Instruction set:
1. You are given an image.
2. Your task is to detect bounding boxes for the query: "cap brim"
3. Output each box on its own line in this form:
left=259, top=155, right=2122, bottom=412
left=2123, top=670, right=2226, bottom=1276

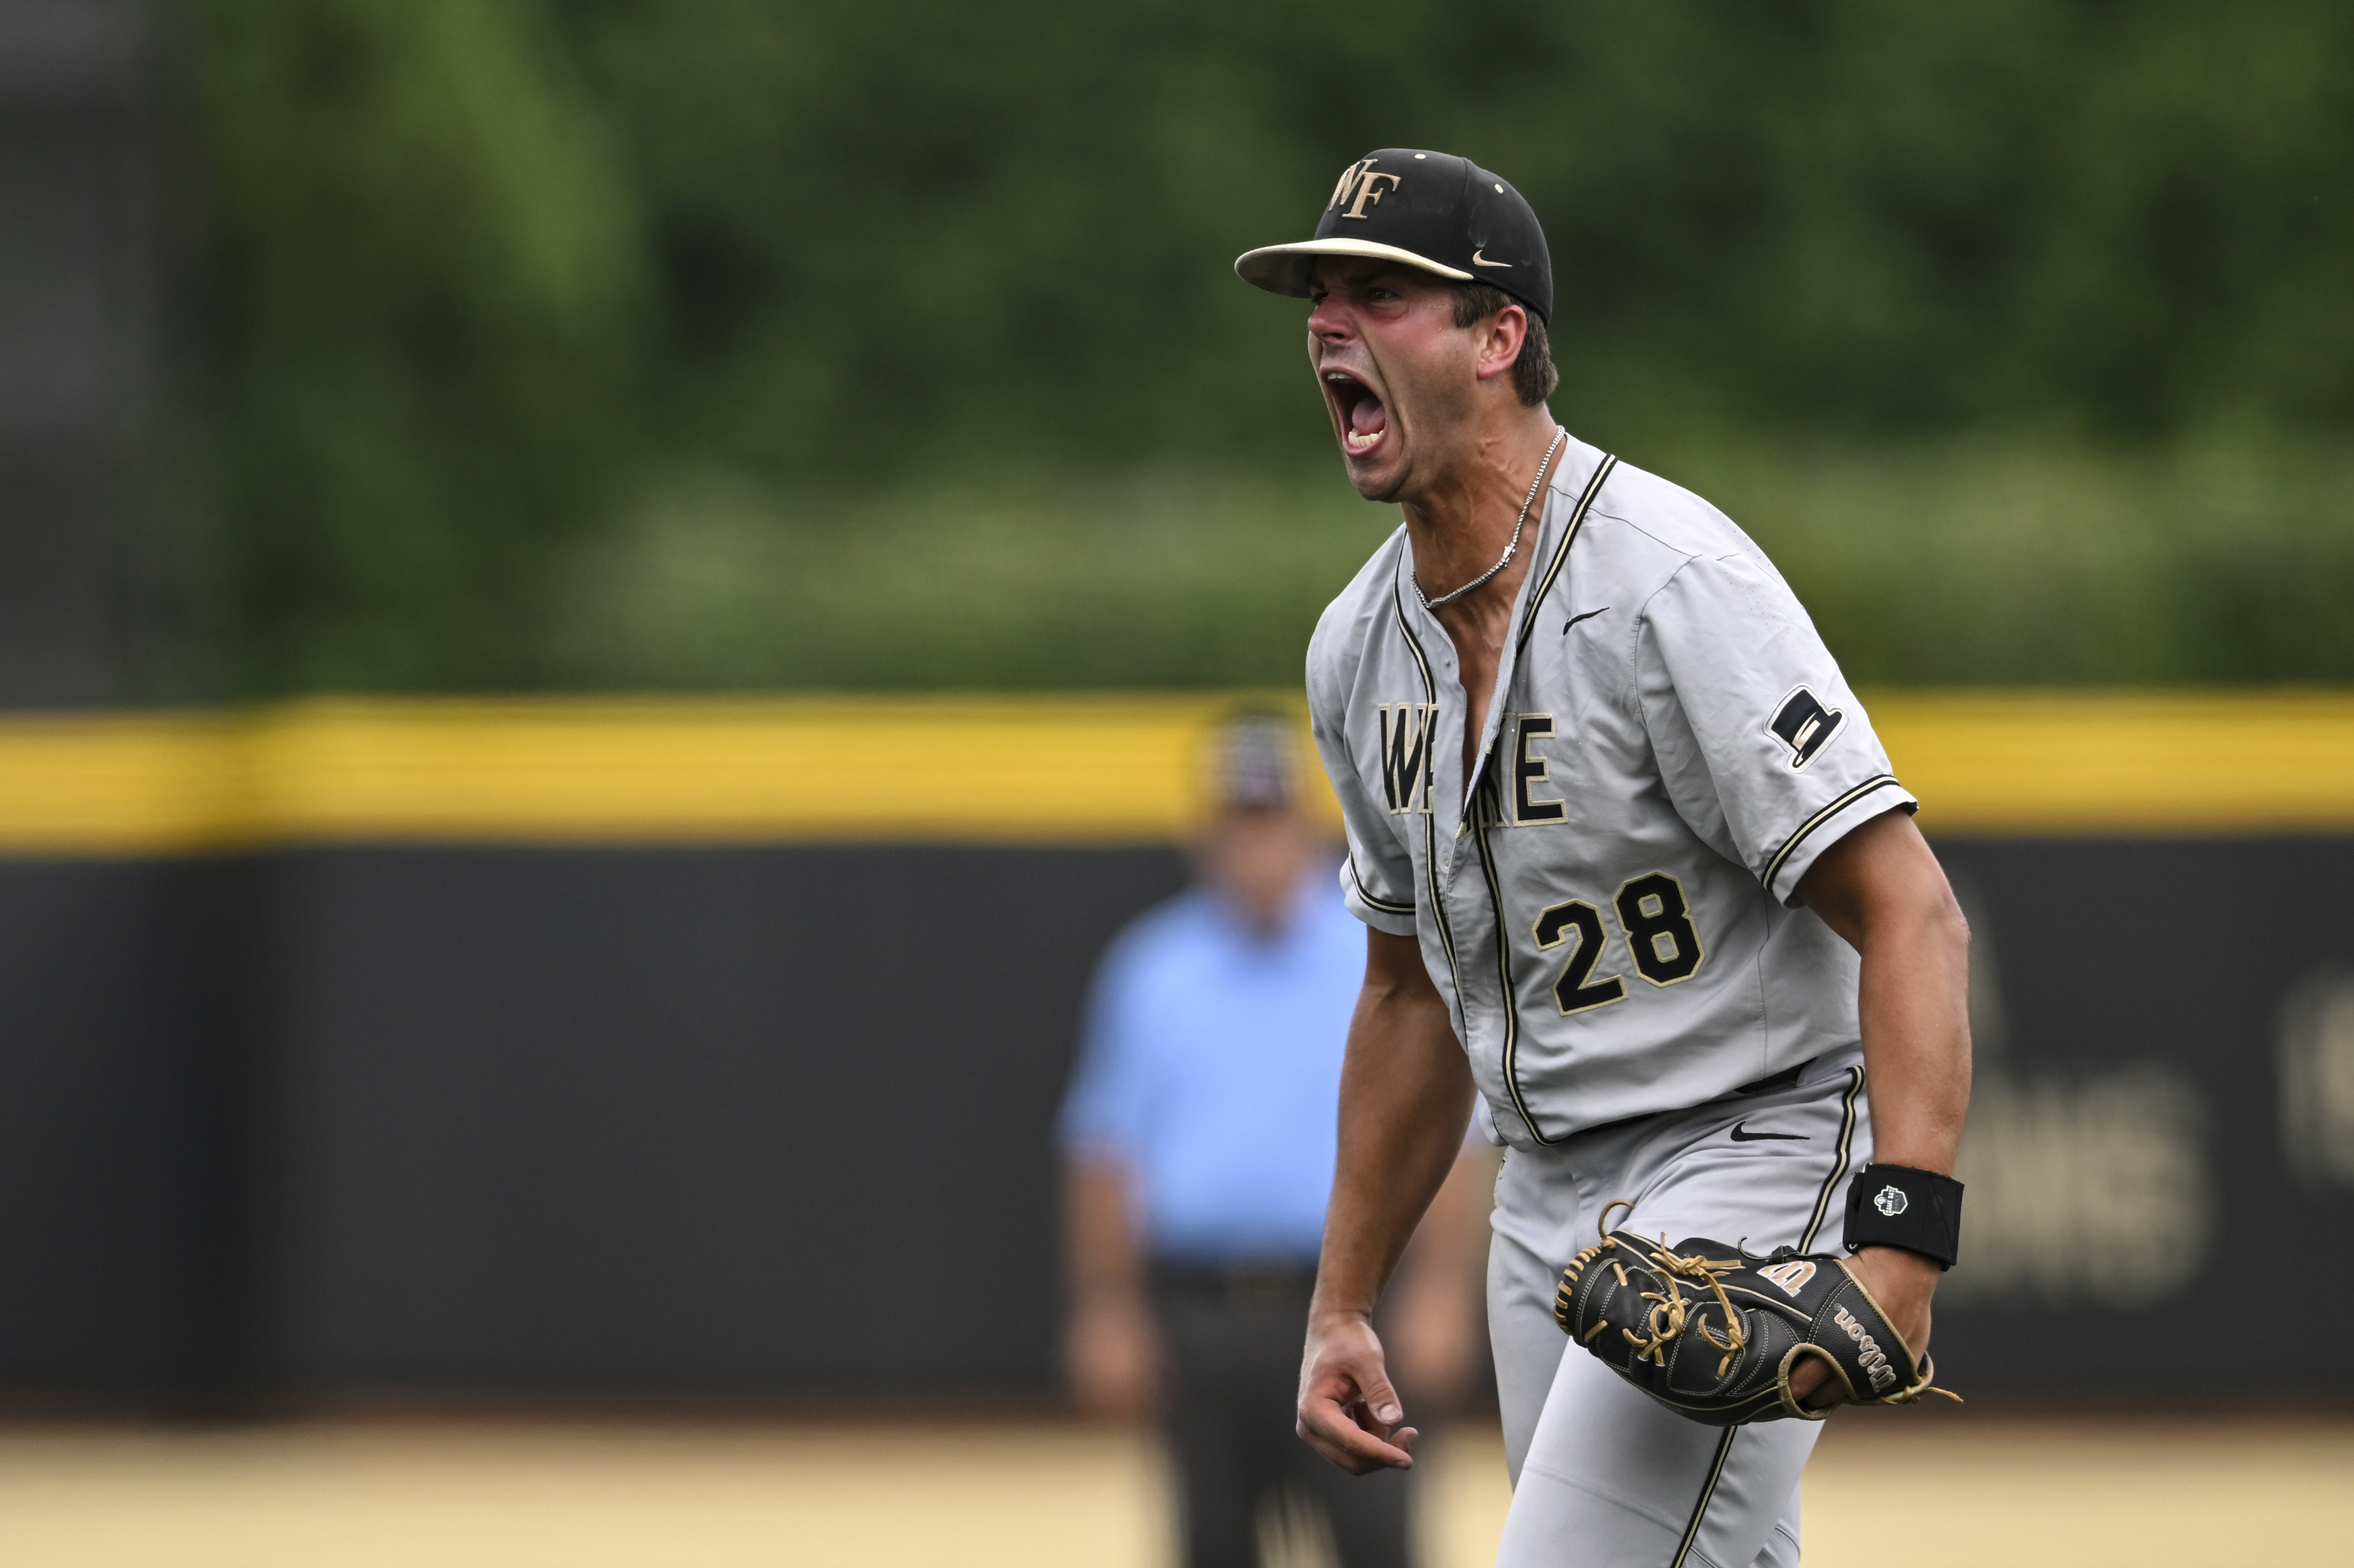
left=1233, top=239, right=1475, bottom=298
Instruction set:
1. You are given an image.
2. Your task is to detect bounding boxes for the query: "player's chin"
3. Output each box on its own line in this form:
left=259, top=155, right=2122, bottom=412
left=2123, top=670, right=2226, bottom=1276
left=1336, top=432, right=1406, bottom=500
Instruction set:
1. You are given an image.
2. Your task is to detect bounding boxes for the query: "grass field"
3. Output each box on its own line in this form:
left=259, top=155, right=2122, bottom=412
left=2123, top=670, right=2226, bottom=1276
left=0, top=1413, right=2345, bottom=1567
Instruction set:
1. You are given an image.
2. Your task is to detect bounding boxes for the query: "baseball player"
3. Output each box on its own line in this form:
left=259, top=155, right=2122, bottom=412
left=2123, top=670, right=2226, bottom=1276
left=1232, top=150, right=1973, bottom=1566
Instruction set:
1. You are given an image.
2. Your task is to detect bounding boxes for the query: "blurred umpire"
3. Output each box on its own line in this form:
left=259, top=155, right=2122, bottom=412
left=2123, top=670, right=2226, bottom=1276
left=1059, top=711, right=1489, bottom=1568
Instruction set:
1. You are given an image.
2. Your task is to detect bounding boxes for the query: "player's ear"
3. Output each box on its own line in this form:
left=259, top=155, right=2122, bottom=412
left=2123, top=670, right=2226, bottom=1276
left=1475, top=302, right=1527, bottom=386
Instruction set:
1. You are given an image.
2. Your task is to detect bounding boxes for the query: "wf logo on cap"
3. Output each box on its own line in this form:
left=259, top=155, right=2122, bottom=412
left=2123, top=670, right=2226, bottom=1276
left=1234, top=147, right=1556, bottom=324
left=1328, top=159, right=1403, bottom=220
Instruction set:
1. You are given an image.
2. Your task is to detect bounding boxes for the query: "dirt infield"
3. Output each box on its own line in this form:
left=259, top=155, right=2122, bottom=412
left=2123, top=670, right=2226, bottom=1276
left=0, top=1413, right=2341, bottom=1566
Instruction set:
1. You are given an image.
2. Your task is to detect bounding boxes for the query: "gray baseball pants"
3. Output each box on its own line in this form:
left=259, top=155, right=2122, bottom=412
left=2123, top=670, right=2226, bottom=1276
left=1487, top=1049, right=1872, bottom=1568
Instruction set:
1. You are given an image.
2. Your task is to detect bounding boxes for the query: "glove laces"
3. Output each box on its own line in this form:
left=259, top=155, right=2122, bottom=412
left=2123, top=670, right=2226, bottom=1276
left=1557, top=1202, right=1751, bottom=1377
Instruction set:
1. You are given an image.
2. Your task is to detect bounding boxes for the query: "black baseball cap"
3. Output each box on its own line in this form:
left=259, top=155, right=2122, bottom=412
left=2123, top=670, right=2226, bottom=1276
left=1235, top=149, right=1553, bottom=323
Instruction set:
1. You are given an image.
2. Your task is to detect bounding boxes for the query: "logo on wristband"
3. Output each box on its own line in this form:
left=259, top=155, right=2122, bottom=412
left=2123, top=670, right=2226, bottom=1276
left=1874, top=1185, right=1910, bottom=1217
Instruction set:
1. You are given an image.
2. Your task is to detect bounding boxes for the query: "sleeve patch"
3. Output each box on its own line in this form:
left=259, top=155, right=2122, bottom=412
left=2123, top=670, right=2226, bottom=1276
left=1768, top=686, right=1845, bottom=771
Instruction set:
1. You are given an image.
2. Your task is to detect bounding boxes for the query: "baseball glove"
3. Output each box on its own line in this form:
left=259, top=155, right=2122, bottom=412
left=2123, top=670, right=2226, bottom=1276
left=1552, top=1205, right=1956, bottom=1426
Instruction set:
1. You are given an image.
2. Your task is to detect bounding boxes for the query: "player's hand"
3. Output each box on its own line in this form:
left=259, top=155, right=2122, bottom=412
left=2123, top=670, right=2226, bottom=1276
left=1787, top=1246, right=1938, bottom=1410
left=1067, top=1290, right=1158, bottom=1421
left=1296, top=1309, right=1419, bottom=1473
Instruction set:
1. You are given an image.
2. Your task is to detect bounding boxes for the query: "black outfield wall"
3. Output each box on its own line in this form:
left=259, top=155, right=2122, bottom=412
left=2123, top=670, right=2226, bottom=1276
left=1, top=836, right=2350, bottom=1407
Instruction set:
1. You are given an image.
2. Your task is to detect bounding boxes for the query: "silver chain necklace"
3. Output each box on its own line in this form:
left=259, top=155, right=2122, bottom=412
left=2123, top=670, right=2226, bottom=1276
left=1413, top=426, right=1567, bottom=612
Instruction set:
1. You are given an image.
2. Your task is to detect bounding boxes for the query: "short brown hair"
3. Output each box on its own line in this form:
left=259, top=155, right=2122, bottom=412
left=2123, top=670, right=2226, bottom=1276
left=1452, top=282, right=1558, bottom=406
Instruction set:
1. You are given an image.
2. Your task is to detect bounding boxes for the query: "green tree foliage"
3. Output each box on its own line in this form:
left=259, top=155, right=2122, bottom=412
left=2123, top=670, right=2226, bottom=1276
left=194, top=0, right=644, bottom=690
left=187, top=0, right=2354, bottom=691
left=537, top=441, right=2354, bottom=692
left=565, top=0, right=2354, bottom=470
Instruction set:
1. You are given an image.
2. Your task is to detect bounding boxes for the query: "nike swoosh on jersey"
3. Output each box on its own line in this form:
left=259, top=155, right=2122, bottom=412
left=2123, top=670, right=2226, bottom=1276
left=1563, top=607, right=1609, bottom=634
left=1471, top=248, right=1510, bottom=267
left=1729, top=1121, right=1809, bottom=1142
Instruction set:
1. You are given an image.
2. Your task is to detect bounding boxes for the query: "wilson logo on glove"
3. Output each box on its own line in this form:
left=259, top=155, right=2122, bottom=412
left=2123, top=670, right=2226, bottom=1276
left=1832, top=1305, right=1899, bottom=1393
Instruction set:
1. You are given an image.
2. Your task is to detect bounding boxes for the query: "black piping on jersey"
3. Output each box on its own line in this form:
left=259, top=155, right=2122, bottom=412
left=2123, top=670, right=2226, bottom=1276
left=1799, top=1065, right=1867, bottom=1252
left=1382, top=455, right=1613, bottom=1148
left=1377, top=450, right=1613, bottom=1150
left=1470, top=767, right=1552, bottom=1145
left=1347, top=852, right=1415, bottom=918
left=1761, top=775, right=1907, bottom=900
left=1670, top=1427, right=1739, bottom=1568
left=1389, top=587, right=1465, bottom=1022
left=1513, top=452, right=1619, bottom=656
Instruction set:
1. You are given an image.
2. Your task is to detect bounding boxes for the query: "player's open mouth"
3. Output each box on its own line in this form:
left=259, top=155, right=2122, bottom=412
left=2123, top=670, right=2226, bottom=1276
left=1324, top=371, right=1388, bottom=457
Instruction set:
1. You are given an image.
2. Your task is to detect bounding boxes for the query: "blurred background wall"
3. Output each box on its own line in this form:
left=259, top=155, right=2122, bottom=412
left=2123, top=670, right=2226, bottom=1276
left=0, top=0, right=2350, bottom=1414
left=0, top=0, right=159, bottom=704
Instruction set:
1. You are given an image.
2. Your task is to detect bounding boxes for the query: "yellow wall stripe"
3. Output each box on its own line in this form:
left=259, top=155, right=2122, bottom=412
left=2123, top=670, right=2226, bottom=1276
left=0, top=691, right=2346, bottom=855
left=1874, top=691, right=2354, bottom=835
left=0, top=697, right=1274, bottom=854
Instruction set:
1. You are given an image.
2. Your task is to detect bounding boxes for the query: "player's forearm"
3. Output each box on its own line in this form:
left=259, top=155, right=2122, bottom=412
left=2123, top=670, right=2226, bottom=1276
left=1313, top=933, right=1475, bottom=1324
left=1853, top=888, right=1972, bottom=1173
left=1796, top=810, right=1973, bottom=1174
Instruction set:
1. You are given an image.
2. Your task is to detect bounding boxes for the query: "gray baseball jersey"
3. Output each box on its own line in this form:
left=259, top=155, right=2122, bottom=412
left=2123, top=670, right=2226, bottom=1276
left=1305, top=435, right=1915, bottom=1146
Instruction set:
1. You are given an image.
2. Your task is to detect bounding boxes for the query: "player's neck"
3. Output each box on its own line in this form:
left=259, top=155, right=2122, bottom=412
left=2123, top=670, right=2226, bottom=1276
left=1396, top=408, right=1561, bottom=616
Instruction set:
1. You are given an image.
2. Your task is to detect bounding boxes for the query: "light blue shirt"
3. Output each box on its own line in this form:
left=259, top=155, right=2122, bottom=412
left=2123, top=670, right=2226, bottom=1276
left=1058, top=871, right=1365, bottom=1264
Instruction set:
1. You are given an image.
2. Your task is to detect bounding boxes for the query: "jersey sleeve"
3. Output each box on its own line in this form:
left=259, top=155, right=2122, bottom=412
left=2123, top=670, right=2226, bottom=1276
left=1307, top=637, right=1419, bottom=938
left=1634, top=550, right=1915, bottom=906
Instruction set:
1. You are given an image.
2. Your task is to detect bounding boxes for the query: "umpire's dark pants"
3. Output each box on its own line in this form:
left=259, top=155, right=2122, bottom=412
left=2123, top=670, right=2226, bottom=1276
left=1153, top=1260, right=1412, bottom=1568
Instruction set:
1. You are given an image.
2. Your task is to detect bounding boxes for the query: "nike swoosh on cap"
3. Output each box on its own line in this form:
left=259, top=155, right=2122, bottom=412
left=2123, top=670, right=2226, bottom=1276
left=1729, top=1121, right=1809, bottom=1142
left=1471, top=248, right=1510, bottom=267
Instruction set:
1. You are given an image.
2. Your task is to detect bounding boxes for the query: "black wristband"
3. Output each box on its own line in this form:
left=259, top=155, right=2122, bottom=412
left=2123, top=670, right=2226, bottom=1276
left=1842, top=1163, right=1964, bottom=1269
